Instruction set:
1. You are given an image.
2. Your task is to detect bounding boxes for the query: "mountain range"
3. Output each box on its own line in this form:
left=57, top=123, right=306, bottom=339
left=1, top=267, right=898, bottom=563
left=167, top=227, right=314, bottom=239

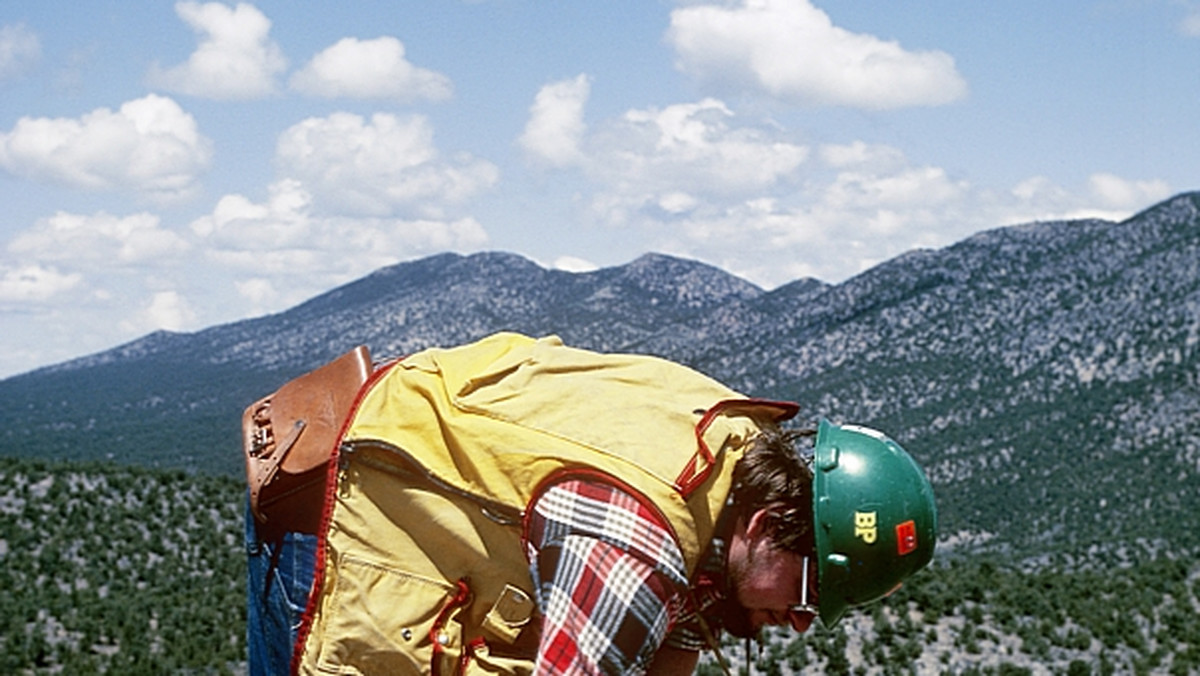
left=3, top=192, right=1199, bottom=564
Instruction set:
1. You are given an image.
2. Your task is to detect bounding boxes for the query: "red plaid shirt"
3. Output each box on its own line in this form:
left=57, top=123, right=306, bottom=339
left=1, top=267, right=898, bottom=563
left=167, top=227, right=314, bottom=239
left=525, top=479, right=717, bottom=674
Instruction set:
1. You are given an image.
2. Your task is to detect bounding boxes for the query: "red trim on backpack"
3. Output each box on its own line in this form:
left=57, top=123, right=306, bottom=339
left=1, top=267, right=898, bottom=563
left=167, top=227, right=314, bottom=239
left=288, top=357, right=401, bottom=675
left=430, top=578, right=473, bottom=676
left=673, top=399, right=799, bottom=497
left=461, top=636, right=487, bottom=674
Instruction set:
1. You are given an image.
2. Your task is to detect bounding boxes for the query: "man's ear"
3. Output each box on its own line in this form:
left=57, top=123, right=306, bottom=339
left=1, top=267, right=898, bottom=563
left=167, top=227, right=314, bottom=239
left=744, top=507, right=773, bottom=542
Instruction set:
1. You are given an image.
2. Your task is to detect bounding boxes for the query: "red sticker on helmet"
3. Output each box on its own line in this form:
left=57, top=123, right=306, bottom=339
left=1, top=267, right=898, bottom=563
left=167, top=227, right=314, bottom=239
left=896, top=520, right=917, bottom=556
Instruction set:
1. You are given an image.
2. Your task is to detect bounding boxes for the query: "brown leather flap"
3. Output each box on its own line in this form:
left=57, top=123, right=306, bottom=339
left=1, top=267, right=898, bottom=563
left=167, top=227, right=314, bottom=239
left=243, top=346, right=372, bottom=523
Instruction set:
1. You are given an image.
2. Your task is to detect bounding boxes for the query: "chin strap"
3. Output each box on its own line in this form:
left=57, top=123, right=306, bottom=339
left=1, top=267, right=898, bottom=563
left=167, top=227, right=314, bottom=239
left=744, top=635, right=763, bottom=676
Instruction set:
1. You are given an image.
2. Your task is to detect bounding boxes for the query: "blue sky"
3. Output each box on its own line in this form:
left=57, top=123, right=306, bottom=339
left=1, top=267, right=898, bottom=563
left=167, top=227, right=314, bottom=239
left=1, top=0, right=1197, bottom=378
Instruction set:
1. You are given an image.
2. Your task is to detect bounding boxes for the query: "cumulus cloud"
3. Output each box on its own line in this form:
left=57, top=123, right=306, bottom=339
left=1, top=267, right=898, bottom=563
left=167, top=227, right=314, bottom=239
left=647, top=143, right=975, bottom=283
left=603, top=98, right=809, bottom=192
left=581, top=98, right=808, bottom=223
left=1087, top=173, right=1171, bottom=210
left=0, top=176, right=491, bottom=372
left=667, top=0, right=967, bottom=109
left=0, top=264, right=82, bottom=303
left=290, top=36, right=452, bottom=101
left=189, top=178, right=312, bottom=249
left=0, top=23, right=40, bottom=80
left=0, top=210, right=195, bottom=369
left=0, top=208, right=204, bottom=361
left=8, top=211, right=191, bottom=266
left=819, top=141, right=907, bottom=171
left=147, top=1, right=286, bottom=99
left=235, top=277, right=276, bottom=309
left=274, top=112, right=499, bottom=218
left=192, top=179, right=489, bottom=258
left=0, top=94, right=212, bottom=200
left=513, top=79, right=1172, bottom=288
left=191, top=178, right=489, bottom=308
left=571, top=124, right=1169, bottom=286
left=137, top=290, right=197, bottom=332
left=1005, top=173, right=1173, bottom=223
left=519, top=74, right=591, bottom=166
left=823, top=166, right=967, bottom=216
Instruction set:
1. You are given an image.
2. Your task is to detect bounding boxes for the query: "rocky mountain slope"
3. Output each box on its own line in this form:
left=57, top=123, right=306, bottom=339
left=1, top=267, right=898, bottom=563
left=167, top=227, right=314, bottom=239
left=2, top=193, right=1198, bottom=564
left=648, top=193, right=1200, bottom=560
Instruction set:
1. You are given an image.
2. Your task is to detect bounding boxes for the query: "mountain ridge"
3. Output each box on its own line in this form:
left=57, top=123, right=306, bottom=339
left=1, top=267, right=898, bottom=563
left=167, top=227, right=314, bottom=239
left=2, top=192, right=1199, bottom=565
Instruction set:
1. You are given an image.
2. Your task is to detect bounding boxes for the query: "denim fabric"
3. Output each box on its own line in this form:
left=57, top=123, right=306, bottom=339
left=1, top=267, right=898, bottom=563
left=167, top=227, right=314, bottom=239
left=245, top=497, right=318, bottom=676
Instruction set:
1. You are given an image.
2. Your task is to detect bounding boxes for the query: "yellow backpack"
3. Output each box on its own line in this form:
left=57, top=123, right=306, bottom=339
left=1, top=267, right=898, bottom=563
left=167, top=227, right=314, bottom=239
left=296, top=333, right=797, bottom=675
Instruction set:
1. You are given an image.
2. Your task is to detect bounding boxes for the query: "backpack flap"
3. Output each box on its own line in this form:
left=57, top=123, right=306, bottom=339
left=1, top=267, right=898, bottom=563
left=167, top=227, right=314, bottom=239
left=242, top=345, right=372, bottom=528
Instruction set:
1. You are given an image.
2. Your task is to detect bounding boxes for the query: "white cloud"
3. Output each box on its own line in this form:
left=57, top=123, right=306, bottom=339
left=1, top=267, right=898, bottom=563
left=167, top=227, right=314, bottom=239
left=658, top=192, right=699, bottom=214
left=647, top=152, right=974, bottom=284
left=192, top=178, right=489, bottom=309
left=274, top=112, right=499, bottom=218
left=0, top=176, right=488, bottom=372
left=0, top=208, right=204, bottom=370
left=0, top=208, right=204, bottom=373
left=594, top=98, right=808, bottom=193
left=819, top=141, right=907, bottom=171
left=8, top=211, right=191, bottom=266
left=511, top=83, right=1174, bottom=288
left=552, top=256, right=599, bottom=273
left=1087, top=173, right=1171, bottom=210
left=0, top=94, right=212, bottom=200
left=193, top=179, right=489, bottom=258
left=824, top=166, right=968, bottom=214
left=235, top=277, right=276, bottom=309
left=0, top=264, right=81, bottom=303
left=0, top=23, right=40, bottom=80
left=137, top=290, right=197, bottom=332
left=581, top=98, right=808, bottom=224
left=667, top=0, right=967, bottom=109
left=290, top=36, right=452, bottom=101
left=189, top=179, right=312, bottom=248
left=147, top=1, right=286, bottom=100
left=1005, top=173, right=1172, bottom=224
left=568, top=123, right=1175, bottom=287
left=519, top=74, right=591, bottom=166
left=1181, top=8, right=1200, bottom=37
left=1010, top=175, right=1069, bottom=207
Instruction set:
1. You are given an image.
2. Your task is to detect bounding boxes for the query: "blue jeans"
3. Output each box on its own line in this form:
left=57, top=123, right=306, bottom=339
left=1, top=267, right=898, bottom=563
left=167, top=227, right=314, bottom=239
left=245, top=497, right=318, bottom=676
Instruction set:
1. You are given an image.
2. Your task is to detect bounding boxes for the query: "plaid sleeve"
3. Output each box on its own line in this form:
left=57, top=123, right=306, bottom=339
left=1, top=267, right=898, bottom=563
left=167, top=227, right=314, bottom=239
left=526, top=480, right=693, bottom=675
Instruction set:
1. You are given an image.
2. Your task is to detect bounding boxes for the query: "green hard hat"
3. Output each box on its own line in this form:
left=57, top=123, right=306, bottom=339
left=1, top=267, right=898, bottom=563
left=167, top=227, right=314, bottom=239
left=812, top=419, right=937, bottom=626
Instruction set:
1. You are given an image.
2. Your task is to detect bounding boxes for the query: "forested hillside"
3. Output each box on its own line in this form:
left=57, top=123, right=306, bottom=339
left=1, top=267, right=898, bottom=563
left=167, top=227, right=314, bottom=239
left=0, top=457, right=244, bottom=674
left=3, top=456, right=1198, bottom=674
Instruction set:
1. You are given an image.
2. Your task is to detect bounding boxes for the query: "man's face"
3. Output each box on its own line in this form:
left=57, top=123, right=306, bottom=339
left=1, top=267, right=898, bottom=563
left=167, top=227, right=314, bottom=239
left=723, top=507, right=819, bottom=637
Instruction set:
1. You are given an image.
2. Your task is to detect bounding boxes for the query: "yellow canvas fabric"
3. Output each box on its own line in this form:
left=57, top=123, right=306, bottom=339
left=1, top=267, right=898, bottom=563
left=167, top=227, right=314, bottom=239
left=298, top=333, right=794, bottom=675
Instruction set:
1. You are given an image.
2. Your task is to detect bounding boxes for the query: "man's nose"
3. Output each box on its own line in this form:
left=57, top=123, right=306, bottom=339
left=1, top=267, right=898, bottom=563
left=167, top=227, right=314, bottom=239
left=787, top=609, right=815, bottom=633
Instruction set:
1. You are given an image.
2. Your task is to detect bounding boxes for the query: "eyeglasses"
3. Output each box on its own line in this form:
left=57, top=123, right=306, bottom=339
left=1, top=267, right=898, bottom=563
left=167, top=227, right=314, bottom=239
left=787, top=555, right=819, bottom=633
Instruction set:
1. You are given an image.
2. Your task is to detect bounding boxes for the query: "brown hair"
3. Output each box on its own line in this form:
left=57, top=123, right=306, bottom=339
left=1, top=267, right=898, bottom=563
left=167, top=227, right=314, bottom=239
left=728, top=425, right=816, bottom=554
